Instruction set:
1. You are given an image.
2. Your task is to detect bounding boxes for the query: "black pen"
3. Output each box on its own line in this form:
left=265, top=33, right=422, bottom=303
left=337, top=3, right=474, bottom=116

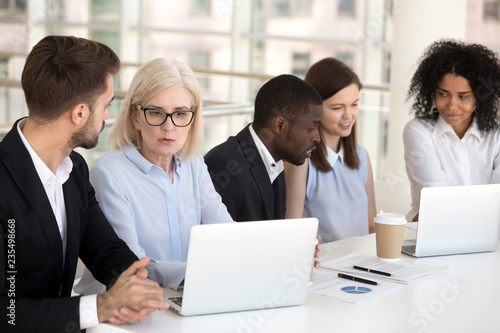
left=337, top=273, right=379, bottom=286
left=352, top=265, right=395, bottom=277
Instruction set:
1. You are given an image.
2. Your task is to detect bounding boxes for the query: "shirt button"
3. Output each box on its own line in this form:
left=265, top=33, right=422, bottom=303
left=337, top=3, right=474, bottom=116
left=48, top=176, right=56, bottom=186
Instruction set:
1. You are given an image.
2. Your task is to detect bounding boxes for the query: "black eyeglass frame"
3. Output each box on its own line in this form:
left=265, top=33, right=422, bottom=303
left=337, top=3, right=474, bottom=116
left=136, top=105, right=195, bottom=127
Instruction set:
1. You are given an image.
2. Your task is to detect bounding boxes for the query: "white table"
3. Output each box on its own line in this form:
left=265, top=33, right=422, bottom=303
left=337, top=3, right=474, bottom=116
left=89, top=233, right=500, bottom=333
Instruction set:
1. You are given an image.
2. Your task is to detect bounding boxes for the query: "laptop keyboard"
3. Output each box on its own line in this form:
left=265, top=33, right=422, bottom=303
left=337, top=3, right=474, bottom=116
left=402, top=244, right=416, bottom=254
left=168, top=297, right=183, bottom=307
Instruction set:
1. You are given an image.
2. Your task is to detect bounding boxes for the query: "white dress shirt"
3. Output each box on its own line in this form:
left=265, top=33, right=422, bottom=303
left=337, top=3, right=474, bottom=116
left=17, top=119, right=99, bottom=329
left=249, top=123, right=284, bottom=183
left=403, top=116, right=500, bottom=219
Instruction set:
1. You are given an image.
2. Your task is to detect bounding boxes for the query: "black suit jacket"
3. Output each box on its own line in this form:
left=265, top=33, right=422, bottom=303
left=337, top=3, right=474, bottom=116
left=0, top=119, right=138, bottom=332
left=204, top=124, right=286, bottom=222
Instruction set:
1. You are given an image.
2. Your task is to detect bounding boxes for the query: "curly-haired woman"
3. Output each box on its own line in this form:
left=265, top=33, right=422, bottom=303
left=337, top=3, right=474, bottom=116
left=404, top=40, right=500, bottom=221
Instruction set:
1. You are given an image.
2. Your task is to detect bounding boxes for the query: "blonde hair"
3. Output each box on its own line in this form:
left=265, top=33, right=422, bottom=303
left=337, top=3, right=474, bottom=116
left=109, top=58, right=203, bottom=161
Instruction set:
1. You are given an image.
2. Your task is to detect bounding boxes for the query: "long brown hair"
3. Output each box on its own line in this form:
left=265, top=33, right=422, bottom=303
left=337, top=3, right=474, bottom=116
left=304, top=57, right=362, bottom=172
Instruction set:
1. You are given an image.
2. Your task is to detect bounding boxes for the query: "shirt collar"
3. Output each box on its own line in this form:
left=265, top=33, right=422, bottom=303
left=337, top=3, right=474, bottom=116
left=17, top=119, right=73, bottom=186
left=326, top=144, right=343, bottom=166
left=433, top=115, right=481, bottom=142
left=249, top=124, right=284, bottom=183
left=123, top=144, right=182, bottom=175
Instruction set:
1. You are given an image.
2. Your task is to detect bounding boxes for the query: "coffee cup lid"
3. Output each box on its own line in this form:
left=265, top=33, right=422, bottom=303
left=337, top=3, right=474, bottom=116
left=374, top=211, right=407, bottom=225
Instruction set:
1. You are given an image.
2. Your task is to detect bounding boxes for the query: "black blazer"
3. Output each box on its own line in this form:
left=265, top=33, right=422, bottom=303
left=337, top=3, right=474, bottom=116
left=204, top=125, right=286, bottom=222
left=0, top=119, right=138, bottom=332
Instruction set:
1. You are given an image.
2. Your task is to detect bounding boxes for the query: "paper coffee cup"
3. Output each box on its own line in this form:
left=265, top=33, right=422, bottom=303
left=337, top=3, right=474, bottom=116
left=374, top=211, right=407, bottom=260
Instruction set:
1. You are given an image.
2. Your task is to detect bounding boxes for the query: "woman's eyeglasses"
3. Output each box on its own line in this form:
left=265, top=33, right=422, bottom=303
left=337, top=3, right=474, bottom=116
left=136, top=105, right=195, bottom=127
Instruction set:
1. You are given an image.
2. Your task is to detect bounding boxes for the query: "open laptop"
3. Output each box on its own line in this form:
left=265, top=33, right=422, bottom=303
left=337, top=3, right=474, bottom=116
left=402, top=184, right=500, bottom=257
left=165, top=218, right=319, bottom=316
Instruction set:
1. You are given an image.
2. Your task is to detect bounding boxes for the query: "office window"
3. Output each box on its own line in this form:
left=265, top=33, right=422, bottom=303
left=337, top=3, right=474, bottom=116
left=90, top=30, right=120, bottom=94
left=338, top=0, right=355, bottom=17
left=255, top=16, right=266, bottom=33
left=189, top=51, right=210, bottom=90
left=16, top=0, right=24, bottom=10
left=191, top=0, right=211, bottom=15
left=386, top=0, right=394, bottom=16
left=1, top=0, right=26, bottom=11
left=0, top=0, right=26, bottom=14
left=484, top=0, right=500, bottom=22
left=270, top=0, right=311, bottom=16
left=91, top=30, right=119, bottom=53
left=336, top=52, right=354, bottom=68
left=45, top=0, right=64, bottom=35
left=252, top=40, right=265, bottom=73
left=295, top=0, right=311, bottom=14
left=383, top=51, right=391, bottom=83
left=256, top=0, right=264, bottom=12
left=91, top=0, right=120, bottom=23
left=292, top=52, right=310, bottom=76
left=0, top=57, right=7, bottom=78
left=47, top=0, right=64, bottom=21
left=271, top=0, right=290, bottom=15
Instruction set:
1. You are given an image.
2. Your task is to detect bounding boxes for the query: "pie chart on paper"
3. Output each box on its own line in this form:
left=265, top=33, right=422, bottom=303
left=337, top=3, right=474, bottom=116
left=341, top=286, right=372, bottom=294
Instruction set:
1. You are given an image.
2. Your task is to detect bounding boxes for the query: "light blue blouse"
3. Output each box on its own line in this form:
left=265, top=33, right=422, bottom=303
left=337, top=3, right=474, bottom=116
left=73, top=145, right=233, bottom=293
left=303, top=143, right=368, bottom=242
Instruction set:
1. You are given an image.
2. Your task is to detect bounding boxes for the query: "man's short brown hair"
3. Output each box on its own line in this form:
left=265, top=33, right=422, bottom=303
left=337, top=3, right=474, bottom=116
left=21, top=35, right=120, bottom=121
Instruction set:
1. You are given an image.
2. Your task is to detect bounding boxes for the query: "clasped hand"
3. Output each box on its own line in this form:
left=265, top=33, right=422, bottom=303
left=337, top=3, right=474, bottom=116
left=97, top=257, right=169, bottom=325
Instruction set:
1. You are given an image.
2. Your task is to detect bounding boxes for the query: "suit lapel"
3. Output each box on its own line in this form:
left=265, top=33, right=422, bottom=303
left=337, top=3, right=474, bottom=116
left=273, top=172, right=286, bottom=219
left=1, top=120, right=64, bottom=285
left=237, top=126, right=276, bottom=219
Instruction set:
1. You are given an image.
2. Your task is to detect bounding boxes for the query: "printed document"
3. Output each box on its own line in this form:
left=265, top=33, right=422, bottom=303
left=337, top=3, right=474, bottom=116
left=309, top=269, right=402, bottom=304
left=321, top=252, right=449, bottom=284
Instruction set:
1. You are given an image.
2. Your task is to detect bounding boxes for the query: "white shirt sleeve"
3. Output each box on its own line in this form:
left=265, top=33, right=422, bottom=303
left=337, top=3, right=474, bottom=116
left=79, top=294, right=99, bottom=329
left=403, top=119, right=447, bottom=217
left=491, top=131, right=500, bottom=184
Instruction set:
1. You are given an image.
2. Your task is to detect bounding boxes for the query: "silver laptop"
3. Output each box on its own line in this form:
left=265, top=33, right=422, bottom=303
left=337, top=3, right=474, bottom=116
left=165, top=218, right=319, bottom=316
left=402, top=184, right=500, bottom=257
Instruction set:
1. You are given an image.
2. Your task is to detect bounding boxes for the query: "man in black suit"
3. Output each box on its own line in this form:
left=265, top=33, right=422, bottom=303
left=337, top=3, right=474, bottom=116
left=205, top=74, right=323, bottom=222
left=0, top=36, right=167, bottom=332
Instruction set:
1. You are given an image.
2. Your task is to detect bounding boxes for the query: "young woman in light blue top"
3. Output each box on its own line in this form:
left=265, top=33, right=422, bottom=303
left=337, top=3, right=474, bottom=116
left=285, top=57, right=376, bottom=242
left=74, top=58, right=233, bottom=294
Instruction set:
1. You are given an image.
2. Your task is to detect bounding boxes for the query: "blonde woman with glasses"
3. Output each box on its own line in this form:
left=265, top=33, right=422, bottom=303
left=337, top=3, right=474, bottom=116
left=74, top=58, right=233, bottom=295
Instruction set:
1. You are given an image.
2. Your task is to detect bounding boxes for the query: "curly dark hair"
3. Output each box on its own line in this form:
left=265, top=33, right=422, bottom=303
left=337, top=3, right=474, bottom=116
left=407, top=39, right=500, bottom=132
